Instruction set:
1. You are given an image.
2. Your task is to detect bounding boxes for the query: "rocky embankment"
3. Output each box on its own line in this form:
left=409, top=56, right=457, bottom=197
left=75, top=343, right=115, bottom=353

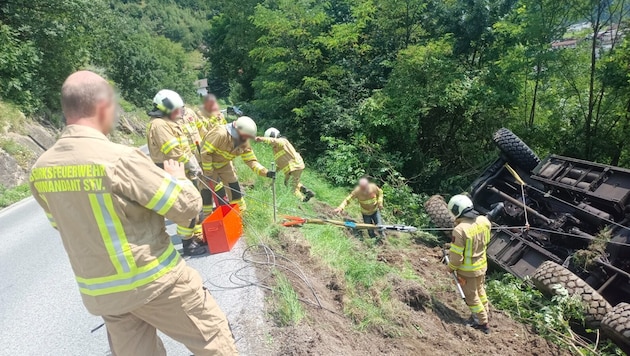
left=0, top=121, right=57, bottom=188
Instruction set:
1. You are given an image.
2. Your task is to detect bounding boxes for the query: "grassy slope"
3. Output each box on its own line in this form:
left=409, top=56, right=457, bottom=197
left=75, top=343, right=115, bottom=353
left=235, top=141, right=426, bottom=333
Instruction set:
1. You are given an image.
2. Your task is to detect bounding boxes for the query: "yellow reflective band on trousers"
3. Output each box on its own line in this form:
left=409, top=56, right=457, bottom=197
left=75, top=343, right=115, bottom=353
left=177, top=225, right=195, bottom=237
left=76, top=244, right=180, bottom=297
left=469, top=303, right=485, bottom=313
left=145, top=177, right=182, bottom=215
left=479, top=294, right=488, bottom=304
left=89, top=193, right=136, bottom=274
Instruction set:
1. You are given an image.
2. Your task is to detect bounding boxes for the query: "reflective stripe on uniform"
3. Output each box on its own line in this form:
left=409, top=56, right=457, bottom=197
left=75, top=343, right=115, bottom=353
left=479, top=294, right=488, bottom=304
left=45, top=212, right=57, bottom=228
left=88, top=193, right=136, bottom=274
left=76, top=243, right=180, bottom=296
left=251, top=163, right=265, bottom=175
left=203, top=141, right=235, bottom=161
left=469, top=303, right=485, bottom=313
left=458, top=222, right=491, bottom=272
left=449, top=244, right=464, bottom=256
left=241, top=151, right=256, bottom=161
left=202, top=161, right=229, bottom=171
left=161, top=138, right=180, bottom=155
left=360, top=197, right=377, bottom=205
left=177, top=224, right=195, bottom=237
left=145, top=177, right=183, bottom=215
left=274, top=150, right=286, bottom=160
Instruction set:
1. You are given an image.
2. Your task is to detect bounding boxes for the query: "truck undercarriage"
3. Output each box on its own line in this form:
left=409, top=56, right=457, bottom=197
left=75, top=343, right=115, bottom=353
left=425, top=128, right=630, bottom=352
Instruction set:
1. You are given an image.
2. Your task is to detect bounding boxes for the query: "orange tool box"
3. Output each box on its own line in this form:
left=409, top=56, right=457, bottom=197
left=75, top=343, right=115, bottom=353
left=202, top=204, right=243, bottom=254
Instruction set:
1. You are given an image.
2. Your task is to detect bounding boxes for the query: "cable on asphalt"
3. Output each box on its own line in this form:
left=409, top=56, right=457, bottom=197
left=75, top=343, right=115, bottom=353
left=195, top=175, right=339, bottom=315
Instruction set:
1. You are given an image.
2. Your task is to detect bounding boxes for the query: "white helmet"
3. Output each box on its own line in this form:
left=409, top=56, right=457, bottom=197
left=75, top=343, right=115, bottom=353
left=264, top=127, right=280, bottom=138
left=448, top=194, right=474, bottom=218
left=235, top=116, right=257, bottom=137
left=152, top=89, right=184, bottom=114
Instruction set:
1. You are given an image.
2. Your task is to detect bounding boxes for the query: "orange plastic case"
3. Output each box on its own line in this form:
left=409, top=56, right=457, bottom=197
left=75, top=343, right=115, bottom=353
left=202, top=204, right=243, bottom=254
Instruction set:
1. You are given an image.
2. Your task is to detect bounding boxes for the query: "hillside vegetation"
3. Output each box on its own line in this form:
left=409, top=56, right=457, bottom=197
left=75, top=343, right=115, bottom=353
left=233, top=143, right=623, bottom=355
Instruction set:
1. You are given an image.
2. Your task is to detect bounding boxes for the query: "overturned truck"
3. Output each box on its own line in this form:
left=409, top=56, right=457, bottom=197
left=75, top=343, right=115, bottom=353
left=426, top=128, right=630, bottom=352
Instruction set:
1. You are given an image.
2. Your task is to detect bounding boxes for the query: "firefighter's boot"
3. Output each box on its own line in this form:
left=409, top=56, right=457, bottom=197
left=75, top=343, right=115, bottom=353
left=182, top=238, right=207, bottom=256
left=300, top=186, right=315, bottom=202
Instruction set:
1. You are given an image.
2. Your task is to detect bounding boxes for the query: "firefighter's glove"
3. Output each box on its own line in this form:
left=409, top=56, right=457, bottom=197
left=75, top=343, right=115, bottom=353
left=185, top=156, right=202, bottom=177
left=266, top=171, right=276, bottom=179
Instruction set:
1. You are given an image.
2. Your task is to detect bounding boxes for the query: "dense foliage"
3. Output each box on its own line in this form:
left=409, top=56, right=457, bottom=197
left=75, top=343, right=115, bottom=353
left=206, top=0, right=630, bottom=194
left=2, top=0, right=630, bottom=194
left=0, top=0, right=206, bottom=113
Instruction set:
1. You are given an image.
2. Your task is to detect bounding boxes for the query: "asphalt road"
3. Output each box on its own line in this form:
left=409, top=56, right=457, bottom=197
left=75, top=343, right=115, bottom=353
left=0, top=196, right=268, bottom=355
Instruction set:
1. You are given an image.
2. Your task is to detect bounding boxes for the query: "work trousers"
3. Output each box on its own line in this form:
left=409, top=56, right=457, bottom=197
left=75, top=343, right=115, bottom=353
left=460, top=274, right=489, bottom=325
left=284, top=169, right=304, bottom=199
left=362, top=211, right=383, bottom=238
left=206, top=163, right=246, bottom=210
left=104, top=266, right=238, bottom=356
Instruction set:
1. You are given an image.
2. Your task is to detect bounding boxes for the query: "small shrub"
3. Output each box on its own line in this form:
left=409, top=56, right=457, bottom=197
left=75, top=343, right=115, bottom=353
left=0, top=184, right=31, bottom=208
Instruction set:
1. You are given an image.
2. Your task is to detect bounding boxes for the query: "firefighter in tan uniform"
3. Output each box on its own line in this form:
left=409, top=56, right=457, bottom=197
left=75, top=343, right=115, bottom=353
left=196, top=94, right=228, bottom=139
left=256, top=127, right=314, bottom=202
left=201, top=116, right=274, bottom=211
left=334, top=177, right=384, bottom=239
left=194, top=95, right=228, bottom=216
left=447, top=194, right=492, bottom=334
left=29, top=71, right=237, bottom=355
left=179, top=106, right=203, bottom=157
left=146, top=90, right=205, bottom=256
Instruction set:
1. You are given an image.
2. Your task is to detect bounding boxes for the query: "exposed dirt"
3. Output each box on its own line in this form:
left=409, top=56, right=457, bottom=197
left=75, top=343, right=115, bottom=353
left=262, top=225, right=568, bottom=356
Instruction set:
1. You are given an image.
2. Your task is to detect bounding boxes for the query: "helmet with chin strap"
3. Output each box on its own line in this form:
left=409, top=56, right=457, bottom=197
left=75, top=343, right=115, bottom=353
left=448, top=194, right=474, bottom=218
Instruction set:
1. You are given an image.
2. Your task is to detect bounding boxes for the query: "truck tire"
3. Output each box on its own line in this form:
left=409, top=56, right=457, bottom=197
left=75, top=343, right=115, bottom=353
left=424, top=195, right=455, bottom=236
left=602, top=303, right=630, bottom=353
left=531, top=261, right=611, bottom=327
left=493, top=128, right=540, bottom=172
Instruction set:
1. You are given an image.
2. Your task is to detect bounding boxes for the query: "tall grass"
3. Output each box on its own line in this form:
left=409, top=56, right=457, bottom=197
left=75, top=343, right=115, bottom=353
left=234, top=142, right=419, bottom=333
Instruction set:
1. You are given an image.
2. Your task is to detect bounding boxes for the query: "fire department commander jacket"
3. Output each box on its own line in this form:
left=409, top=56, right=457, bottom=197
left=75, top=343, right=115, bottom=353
left=29, top=125, right=202, bottom=316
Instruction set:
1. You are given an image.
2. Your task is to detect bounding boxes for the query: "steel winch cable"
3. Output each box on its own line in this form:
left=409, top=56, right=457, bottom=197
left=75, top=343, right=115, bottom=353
left=195, top=174, right=328, bottom=312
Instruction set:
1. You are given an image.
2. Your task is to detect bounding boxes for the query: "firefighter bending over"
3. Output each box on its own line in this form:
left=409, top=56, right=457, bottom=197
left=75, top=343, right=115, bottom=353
left=447, top=194, right=492, bottom=334
left=334, top=177, right=384, bottom=239
left=29, top=71, right=238, bottom=355
left=146, top=89, right=206, bottom=256
left=201, top=116, right=274, bottom=210
left=256, top=127, right=315, bottom=202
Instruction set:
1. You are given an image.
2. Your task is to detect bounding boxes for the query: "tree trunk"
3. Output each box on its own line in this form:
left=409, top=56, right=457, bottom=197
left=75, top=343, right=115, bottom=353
left=529, top=62, right=542, bottom=127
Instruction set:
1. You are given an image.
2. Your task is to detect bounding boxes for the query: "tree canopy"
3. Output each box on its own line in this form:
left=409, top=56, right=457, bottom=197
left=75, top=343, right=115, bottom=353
left=2, top=0, right=630, bottom=195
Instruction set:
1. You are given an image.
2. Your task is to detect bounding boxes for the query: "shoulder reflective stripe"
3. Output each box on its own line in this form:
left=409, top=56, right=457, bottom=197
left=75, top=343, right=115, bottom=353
left=77, top=244, right=180, bottom=296
left=449, top=244, right=464, bottom=255
left=88, top=193, right=135, bottom=274
left=145, top=177, right=182, bottom=215
left=161, top=138, right=180, bottom=154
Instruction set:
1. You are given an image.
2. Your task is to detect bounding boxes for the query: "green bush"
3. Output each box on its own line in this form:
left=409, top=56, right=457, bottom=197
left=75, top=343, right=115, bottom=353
left=0, top=184, right=31, bottom=208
